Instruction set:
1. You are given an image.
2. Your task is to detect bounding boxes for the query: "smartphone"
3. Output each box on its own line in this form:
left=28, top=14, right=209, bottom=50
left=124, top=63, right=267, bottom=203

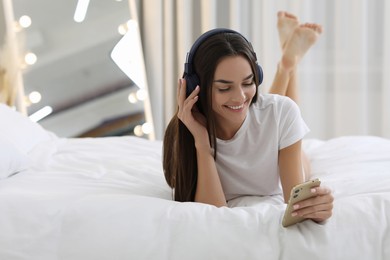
left=282, top=178, right=321, bottom=227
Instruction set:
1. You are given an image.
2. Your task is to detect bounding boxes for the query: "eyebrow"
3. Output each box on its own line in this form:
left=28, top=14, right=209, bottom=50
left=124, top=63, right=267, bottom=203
left=213, top=74, right=254, bottom=84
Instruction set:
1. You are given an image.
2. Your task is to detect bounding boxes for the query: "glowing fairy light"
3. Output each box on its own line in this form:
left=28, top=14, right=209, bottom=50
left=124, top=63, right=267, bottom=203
left=25, top=52, right=37, bottom=65
left=19, top=15, right=32, bottom=28
left=28, top=91, right=42, bottom=104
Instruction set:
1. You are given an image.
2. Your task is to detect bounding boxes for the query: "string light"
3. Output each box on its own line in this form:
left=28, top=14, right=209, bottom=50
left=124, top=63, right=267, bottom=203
left=133, top=123, right=152, bottom=137
left=28, top=91, right=42, bottom=104
left=19, top=15, right=32, bottom=28
left=133, top=125, right=143, bottom=136
left=128, top=93, right=137, bottom=104
left=141, top=122, right=153, bottom=135
left=127, top=89, right=148, bottom=104
left=117, top=24, right=127, bottom=35
left=136, top=89, right=146, bottom=101
left=117, top=20, right=137, bottom=35
left=24, top=52, right=37, bottom=65
left=126, top=19, right=136, bottom=28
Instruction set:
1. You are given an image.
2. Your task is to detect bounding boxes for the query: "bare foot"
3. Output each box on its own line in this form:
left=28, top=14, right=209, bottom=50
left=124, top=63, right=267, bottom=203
left=277, top=11, right=299, bottom=50
left=280, top=23, right=322, bottom=71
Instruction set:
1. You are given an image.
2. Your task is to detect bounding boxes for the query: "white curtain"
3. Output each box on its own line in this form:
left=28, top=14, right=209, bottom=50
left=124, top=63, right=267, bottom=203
left=0, top=0, right=26, bottom=114
left=140, top=0, right=390, bottom=140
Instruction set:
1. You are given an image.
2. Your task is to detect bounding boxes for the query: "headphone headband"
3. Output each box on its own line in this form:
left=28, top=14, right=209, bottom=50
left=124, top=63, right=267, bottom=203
left=184, top=28, right=263, bottom=96
left=185, top=28, right=240, bottom=75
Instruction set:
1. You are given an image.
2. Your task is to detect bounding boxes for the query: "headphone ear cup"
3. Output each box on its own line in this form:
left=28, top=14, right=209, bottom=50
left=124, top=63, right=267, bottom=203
left=184, top=73, right=200, bottom=97
left=256, top=64, right=263, bottom=86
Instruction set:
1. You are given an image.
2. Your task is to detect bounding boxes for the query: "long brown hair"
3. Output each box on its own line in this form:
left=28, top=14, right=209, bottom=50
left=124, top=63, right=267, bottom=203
left=163, top=31, right=261, bottom=202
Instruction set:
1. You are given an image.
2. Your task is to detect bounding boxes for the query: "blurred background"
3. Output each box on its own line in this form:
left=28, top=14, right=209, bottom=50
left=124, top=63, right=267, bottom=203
left=1, top=0, right=389, bottom=140
left=1, top=0, right=150, bottom=138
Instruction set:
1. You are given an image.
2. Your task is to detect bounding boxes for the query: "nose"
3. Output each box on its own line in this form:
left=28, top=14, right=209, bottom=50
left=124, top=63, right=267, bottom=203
left=231, top=87, right=246, bottom=103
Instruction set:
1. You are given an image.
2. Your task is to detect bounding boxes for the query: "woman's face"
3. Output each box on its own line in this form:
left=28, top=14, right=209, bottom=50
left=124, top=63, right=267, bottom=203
left=211, top=55, right=256, bottom=138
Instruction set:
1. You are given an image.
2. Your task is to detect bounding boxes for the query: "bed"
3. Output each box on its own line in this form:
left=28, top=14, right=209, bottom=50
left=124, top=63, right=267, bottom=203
left=1, top=103, right=390, bottom=260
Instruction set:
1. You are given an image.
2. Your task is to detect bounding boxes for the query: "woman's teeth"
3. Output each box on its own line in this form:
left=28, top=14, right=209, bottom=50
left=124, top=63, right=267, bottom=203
left=227, top=104, right=244, bottom=110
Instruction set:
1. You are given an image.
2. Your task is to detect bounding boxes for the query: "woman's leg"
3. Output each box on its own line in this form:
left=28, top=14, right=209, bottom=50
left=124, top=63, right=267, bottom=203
left=269, top=12, right=299, bottom=99
left=269, top=12, right=322, bottom=104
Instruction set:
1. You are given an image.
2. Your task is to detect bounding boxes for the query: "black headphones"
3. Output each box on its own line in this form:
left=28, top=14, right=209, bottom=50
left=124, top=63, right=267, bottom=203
left=183, top=28, right=263, bottom=97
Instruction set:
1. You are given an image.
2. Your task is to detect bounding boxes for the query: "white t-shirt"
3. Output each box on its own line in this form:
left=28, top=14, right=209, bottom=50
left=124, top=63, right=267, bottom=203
left=215, top=94, right=310, bottom=201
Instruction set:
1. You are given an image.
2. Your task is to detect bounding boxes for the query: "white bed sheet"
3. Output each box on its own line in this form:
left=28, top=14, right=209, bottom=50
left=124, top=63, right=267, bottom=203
left=0, top=135, right=389, bottom=260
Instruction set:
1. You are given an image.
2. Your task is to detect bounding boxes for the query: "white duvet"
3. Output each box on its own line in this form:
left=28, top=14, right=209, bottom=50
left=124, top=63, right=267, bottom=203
left=0, top=135, right=390, bottom=260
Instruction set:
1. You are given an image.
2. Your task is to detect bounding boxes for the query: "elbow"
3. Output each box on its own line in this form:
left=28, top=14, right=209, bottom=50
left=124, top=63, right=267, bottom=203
left=215, top=201, right=228, bottom=208
left=194, top=196, right=227, bottom=208
left=204, top=201, right=228, bottom=208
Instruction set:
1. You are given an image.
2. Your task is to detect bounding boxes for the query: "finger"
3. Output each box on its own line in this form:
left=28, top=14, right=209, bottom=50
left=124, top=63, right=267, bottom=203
left=178, top=79, right=200, bottom=108
left=177, top=78, right=181, bottom=99
left=293, top=201, right=333, bottom=218
left=185, top=85, right=200, bottom=100
left=177, top=78, right=186, bottom=106
left=181, top=85, right=200, bottom=113
left=186, top=95, right=199, bottom=110
left=293, top=187, right=333, bottom=210
left=178, top=96, right=199, bottom=124
left=178, top=88, right=200, bottom=123
left=300, top=205, right=333, bottom=221
left=182, top=89, right=199, bottom=113
left=293, top=195, right=334, bottom=213
left=301, top=209, right=332, bottom=222
left=312, top=186, right=332, bottom=196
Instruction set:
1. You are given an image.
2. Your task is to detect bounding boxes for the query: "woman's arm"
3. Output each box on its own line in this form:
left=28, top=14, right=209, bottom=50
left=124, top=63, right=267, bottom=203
left=194, top=144, right=227, bottom=207
left=279, top=140, right=306, bottom=203
left=279, top=140, right=333, bottom=222
left=177, top=78, right=227, bottom=207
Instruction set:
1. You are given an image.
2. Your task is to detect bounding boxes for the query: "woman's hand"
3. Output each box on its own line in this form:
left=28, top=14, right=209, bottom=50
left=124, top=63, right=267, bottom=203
left=177, top=79, right=209, bottom=147
left=291, top=186, right=334, bottom=223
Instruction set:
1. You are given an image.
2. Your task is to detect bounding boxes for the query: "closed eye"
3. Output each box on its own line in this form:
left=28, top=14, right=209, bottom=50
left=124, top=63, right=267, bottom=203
left=243, top=80, right=254, bottom=87
left=218, top=88, right=230, bottom=92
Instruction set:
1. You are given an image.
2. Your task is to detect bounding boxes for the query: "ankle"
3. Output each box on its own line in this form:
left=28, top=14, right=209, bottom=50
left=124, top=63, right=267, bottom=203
left=278, top=58, right=296, bottom=73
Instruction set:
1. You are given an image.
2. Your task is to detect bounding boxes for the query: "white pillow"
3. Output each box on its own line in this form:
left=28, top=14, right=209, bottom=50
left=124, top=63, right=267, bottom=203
left=0, top=136, right=30, bottom=179
left=0, top=104, right=56, bottom=153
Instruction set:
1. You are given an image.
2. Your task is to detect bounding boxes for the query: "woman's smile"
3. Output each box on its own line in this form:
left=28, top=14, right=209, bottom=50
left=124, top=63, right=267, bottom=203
left=226, top=103, right=245, bottom=110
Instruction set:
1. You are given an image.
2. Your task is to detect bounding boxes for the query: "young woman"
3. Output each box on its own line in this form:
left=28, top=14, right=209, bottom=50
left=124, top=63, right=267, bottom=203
left=163, top=12, right=333, bottom=223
